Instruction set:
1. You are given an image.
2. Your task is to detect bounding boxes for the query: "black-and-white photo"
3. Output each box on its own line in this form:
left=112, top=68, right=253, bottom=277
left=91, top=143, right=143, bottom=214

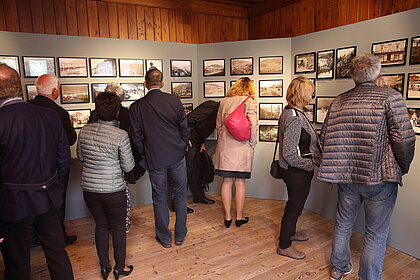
left=58, top=57, right=88, bottom=77
left=0, top=55, right=20, bottom=74
left=407, top=108, right=420, bottom=134
left=68, top=109, right=91, bottom=129
left=371, top=38, right=408, bottom=66
left=336, top=46, right=356, bottom=79
left=25, top=84, right=37, bottom=100
left=317, top=50, right=334, bottom=79
left=259, top=80, right=283, bottom=97
left=316, top=97, right=335, bottom=123
left=60, top=84, right=90, bottom=104
left=171, top=82, right=192, bottom=98
left=376, top=74, right=404, bottom=94
left=410, top=36, right=420, bottom=65
left=119, top=59, right=144, bottom=77
left=230, top=57, right=253, bottom=75
left=145, top=59, right=163, bottom=72
left=203, top=59, right=225, bottom=76
left=302, top=104, right=315, bottom=123
left=259, top=125, right=278, bottom=142
left=170, top=60, right=192, bottom=77
left=259, top=56, right=283, bottom=74
left=407, top=73, right=420, bottom=100
left=204, top=81, right=225, bottom=98
left=23, top=56, right=55, bottom=78
left=121, top=83, right=145, bottom=101
left=91, top=83, right=107, bottom=102
left=259, top=103, right=283, bottom=120
left=295, top=52, right=315, bottom=73
left=182, top=103, right=193, bottom=115
left=89, top=58, right=117, bottom=77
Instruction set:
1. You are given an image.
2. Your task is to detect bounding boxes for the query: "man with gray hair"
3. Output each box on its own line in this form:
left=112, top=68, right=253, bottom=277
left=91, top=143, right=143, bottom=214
left=317, top=53, right=415, bottom=280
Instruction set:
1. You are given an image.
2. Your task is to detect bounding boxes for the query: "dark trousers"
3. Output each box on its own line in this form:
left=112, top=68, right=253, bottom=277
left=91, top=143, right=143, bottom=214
left=59, top=168, right=71, bottom=239
left=83, top=190, right=127, bottom=271
left=186, top=144, right=205, bottom=200
left=278, top=166, right=313, bottom=249
left=0, top=209, right=74, bottom=280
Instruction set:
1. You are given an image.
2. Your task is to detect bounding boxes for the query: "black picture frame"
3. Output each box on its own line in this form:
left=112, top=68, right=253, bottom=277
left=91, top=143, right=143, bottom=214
left=0, top=55, right=20, bottom=75
left=259, top=103, right=283, bottom=120
left=203, top=59, right=225, bottom=76
left=60, top=83, right=90, bottom=104
left=406, top=73, right=420, bottom=100
left=376, top=73, right=405, bottom=95
left=91, top=83, right=108, bottom=102
left=407, top=108, right=420, bottom=135
left=145, top=59, right=163, bottom=72
left=335, top=46, right=357, bottom=79
left=118, top=58, right=144, bottom=77
left=295, top=52, right=316, bottom=74
left=259, top=56, right=283, bottom=75
left=22, top=56, right=55, bottom=78
left=89, top=58, right=117, bottom=77
left=316, top=50, right=335, bottom=79
left=259, top=125, right=278, bottom=142
left=316, top=96, right=335, bottom=124
left=259, top=79, right=283, bottom=98
left=182, top=103, right=193, bottom=115
left=171, top=82, right=192, bottom=99
left=203, top=81, right=225, bottom=98
left=120, top=83, right=145, bottom=101
left=230, top=57, right=253, bottom=76
left=57, top=57, right=88, bottom=78
left=68, top=109, right=91, bottom=129
left=25, top=84, right=37, bottom=100
left=303, top=104, right=315, bottom=123
left=371, top=38, right=408, bottom=67
left=170, top=60, right=192, bottom=77
left=409, top=36, right=420, bottom=65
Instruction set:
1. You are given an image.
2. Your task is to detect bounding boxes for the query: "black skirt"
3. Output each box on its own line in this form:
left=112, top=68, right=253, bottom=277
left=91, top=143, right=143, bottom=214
left=215, top=169, right=251, bottom=179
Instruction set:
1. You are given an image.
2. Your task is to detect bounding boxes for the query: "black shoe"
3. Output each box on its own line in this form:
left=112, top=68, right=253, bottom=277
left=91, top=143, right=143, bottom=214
left=175, top=240, right=183, bottom=246
left=155, top=236, right=171, bottom=248
left=193, top=197, right=215, bottom=204
left=65, top=235, right=77, bottom=247
left=187, top=207, right=194, bottom=214
left=113, top=265, right=133, bottom=280
left=101, top=266, right=111, bottom=280
left=224, top=219, right=232, bottom=228
left=235, top=217, right=249, bottom=227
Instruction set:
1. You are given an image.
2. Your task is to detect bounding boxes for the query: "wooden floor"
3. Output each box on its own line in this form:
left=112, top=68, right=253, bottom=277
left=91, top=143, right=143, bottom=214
left=1, top=196, right=419, bottom=279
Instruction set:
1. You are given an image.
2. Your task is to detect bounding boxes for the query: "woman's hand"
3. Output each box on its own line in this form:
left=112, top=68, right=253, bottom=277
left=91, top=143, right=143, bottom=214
left=200, top=143, right=206, bottom=152
left=0, top=238, right=4, bottom=243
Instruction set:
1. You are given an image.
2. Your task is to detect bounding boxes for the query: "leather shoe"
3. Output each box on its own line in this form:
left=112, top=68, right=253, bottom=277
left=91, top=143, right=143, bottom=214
left=277, top=245, right=306, bottom=260
left=235, top=217, right=249, bottom=227
left=187, top=207, right=194, bottom=214
left=290, top=231, right=309, bottom=242
left=193, top=196, right=215, bottom=204
left=100, top=266, right=111, bottom=280
left=175, top=240, right=183, bottom=246
left=224, top=219, right=232, bottom=228
left=155, top=236, right=171, bottom=248
left=113, top=265, right=133, bottom=280
left=65, top=235, right=77, bottom=247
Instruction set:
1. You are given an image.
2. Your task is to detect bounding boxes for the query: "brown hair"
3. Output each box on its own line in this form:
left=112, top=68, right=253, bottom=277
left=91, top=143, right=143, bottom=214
left=95, top=91, right=121, bottom=121
left=145, top=68, right=163, bottom=87
left=0, top=64, right=23, bottom=101
left=227, top=77, right=256, bottom=99
left=286, top=77, right=314, bottom=108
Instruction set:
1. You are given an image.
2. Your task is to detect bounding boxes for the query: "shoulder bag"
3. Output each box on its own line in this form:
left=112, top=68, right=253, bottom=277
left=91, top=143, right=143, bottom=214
left=270, top=128, right=289, bottom=179
left=224, top=96, right=251, bottom=141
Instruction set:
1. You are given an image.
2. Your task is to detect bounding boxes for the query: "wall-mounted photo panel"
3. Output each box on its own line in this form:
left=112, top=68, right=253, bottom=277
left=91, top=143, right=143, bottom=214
left=259, top=103, right=283, bottom=120
left=171, top=82, right=192, bottom=98
left=58, top=57, right=88, bottom=78
left=89, top=58, right=117, bottom=77
left=25, top=84, right=37, bottom=100
left=203, top=59, right=225, bottom=76
left=407, top=73, right=420, bottom=100
left=204, top=81, right=225, bottom=98
left=336, top=46, right=356, bottom=79
left=410, top=36, right=420, bottom=65
left=0, top=55, right=20, bottom=74
left=230, top=57, right=253, bottom=75
left=91, top=83, right=107, bottom=102
left=407, top=108, right=420, bottom=134
left=119, top=58, right=144, bottom=77
left=60, top=84, right=90, bottom=104
left=295, top=52, right=316, bottom=73
left=259, top=125, right=278, bottom=142
left=376, top=74, right=404, bottom=94
left=259, top=56, right=283, bottom=75
left=23, top=56, right=55, bottom=78
left=371, top=38, right=408, bottom=67
left=303, top=104, right=315, bottom=123
left=316, top=50, right=334, bottom=79
left=170, top=60, right=192, bottom=77
left=316, top=96, right=335, bottom=123
left=259, top=79, right=283, bottom=97
left=68, top=109, right=91, bottom=129
left=182, top=103, right=193, bottom=115
left=145, top=59, right=163, bottom=72
left=121, top=83, right=145, bottom=101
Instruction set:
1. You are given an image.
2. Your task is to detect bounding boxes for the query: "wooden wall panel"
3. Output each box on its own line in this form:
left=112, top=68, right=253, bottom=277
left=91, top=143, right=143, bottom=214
left=54, top=0, right=67, bottom=35
left=144, top=6, right=154, bottom=40
left=65, top=0, right=77, bottom=35
left=117, top=3, right=128, bottom=39
left=43, top=0, right=57, bottom=34
left=168, top=9, right=176, bottom=42
left=107, top=2, right=118, bottom=38
left=191, top=12, right=199, bottom=44
left=153, top=7, right=162, bottom=41
left=205, top=14, right=213, bottom=43
left=97, top=1, right=110, bottom=38
left=183, top=10, right=192, bottom=43
left=359, top=0, right=369, bottom=21
left=87, top=0, right=99, bottom=37
left=394, top=0, right=407, bottom=12
left=31, top=0, right=45, bottom=34
left=349, top=0, right=359, bottom=24
left=369, top=0, right=381, bottom=19
left=16, top=0, right=33, bottom=33
left=0, top=1, right=6, bottom=31
left=176, top=9, right=184, bottom=43
left=407, top=0, right=420, bottom=9
left=76, top=0, right=88, bottom=36
left=382, top=0, right=394, bottom=15
left=338, top=0, right=349, bottom=26
left=127, top=5, right=137, bottom=39
left=136, top=5, right=145, bottom=40
left=198, top=13, right=206, bottom=43
left=4, top=0, right=20, bottom=32
left=161, top=8, right=169, bottom=42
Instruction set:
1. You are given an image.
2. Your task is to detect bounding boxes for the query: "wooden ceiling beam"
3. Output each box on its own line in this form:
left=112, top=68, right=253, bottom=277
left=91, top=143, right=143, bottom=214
left=249, top=0, right=301, bottom=18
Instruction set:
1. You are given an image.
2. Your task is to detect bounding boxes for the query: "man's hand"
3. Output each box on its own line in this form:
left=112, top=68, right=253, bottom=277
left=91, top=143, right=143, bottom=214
left=189, top=140, right=192, bottom=147
left=0, top=238, right=4, bottom=243
left=200, top=143, right=206, bottom=152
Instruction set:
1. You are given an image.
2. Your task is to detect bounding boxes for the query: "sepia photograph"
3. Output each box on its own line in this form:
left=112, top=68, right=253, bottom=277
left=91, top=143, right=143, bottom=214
left=259, top=103, right=283, bottom=120
left=182, top=103, right=193, bottom=115
left=407, top=108, right=420, bottom=134
left=60, top=84, right=90, bottom=104
left=230, top=57, right=253, bottom=75
left=407, top=73, right=420, bottom=100
left=259, top=125, right=278, bottom=142
left=203, top=59, right=225, bottom=76
left=91, top=83, right=108, bottom=102
left=89, top=58, right=117, bottom=77
left=376, top=74, right=404, bottom=94
left=303, top=104, right=315, bottom=123
left=259, top=79, right=283, bottom=97
left=410, top=36, right=420, bottom=65
left=119, top=59, right=144, bottom=77
left=371, top=38, right=408, bottom=66
left=58, top=57, right=88, bottom=77
left=0, top=55, right=20, bottom=74
left=23, top=56, right=55, bottom=78
left=317, top=50, right=335, bottom=79
left=204, top=81, right=225, bottom=98
left=171, top=82, right=192, bottom=98
left=145, top=59, right=163, bottom=72
left=25, top=84, right=37, bottom=100
left=295, top=52, right=316, bottom=73
left=259, top=56, right=283, bottom=74
left=336, top=46, right=356, bottom=79
left=170, top=60, right=192, bottom=77
left=121, top=83, right=145, bottom=101
left=68, top=109, right=91, bottom=129
left=316, top=97, right=335, bottom=123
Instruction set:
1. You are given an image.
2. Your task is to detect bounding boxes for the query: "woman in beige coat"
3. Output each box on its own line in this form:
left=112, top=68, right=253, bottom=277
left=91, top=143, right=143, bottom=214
left=214, top=77, right=258, bottom=228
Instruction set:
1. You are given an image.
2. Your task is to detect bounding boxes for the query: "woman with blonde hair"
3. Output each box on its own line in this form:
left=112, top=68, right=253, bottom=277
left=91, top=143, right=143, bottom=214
left=214, top=77, right=258, bottom=228
left=276, top=77, right=320, bottom=260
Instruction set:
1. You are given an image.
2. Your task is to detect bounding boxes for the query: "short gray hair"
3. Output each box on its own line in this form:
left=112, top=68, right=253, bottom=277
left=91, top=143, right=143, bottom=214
left=104, top=82, right=125, bottom=101
left=36, top=74, right=59, bottom=96
left=349, top=53, right=381, bottom=84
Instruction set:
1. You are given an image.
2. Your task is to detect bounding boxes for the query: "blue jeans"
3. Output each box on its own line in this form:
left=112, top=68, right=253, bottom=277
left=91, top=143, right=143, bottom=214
left=331, top=182, right=398, bottom=280
left=148, top=158, right=188, bottom=244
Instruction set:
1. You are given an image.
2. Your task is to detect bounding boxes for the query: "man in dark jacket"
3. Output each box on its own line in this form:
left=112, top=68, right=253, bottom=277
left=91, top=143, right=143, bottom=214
left=318, top=54, right=415, bottom=280
left=0, top=64, right=74, bottom=279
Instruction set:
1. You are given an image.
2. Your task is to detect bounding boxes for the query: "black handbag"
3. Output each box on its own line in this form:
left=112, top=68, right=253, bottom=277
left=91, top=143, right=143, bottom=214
left=200, top=150, right=215, bottom=185
left=270, top=129, right=288, bottom=179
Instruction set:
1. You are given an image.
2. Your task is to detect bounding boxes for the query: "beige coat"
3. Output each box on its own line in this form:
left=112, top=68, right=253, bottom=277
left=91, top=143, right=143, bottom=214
left=214, top=96, right=258, bottom=173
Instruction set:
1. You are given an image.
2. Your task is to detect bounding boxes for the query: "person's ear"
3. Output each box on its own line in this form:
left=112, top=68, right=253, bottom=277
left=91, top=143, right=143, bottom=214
left=161, top=81, right=165, bottom=88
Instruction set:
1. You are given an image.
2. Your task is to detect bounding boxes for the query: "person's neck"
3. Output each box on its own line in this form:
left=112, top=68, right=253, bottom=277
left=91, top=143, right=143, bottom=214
left=147, top=87, right=160, bottom=91
left=289, top=104, right=303, bottom=110
left=39, top=94, right=55, bottom=100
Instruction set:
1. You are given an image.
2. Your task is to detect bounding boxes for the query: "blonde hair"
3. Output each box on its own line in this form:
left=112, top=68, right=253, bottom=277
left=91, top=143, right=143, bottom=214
left=227, top=77, right=256, bottom=99
left=286, top=77, right=314, bottom=108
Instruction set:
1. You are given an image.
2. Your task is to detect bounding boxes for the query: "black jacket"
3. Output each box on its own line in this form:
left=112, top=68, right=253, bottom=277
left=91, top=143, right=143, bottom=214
left=188, top=100, right=220, bottom=146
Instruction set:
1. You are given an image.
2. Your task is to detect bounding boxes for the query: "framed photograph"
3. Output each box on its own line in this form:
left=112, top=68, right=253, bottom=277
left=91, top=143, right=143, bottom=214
left=336, top=46, right=356, bottom=79
left=410, top=36, right=420, bottom=65
left=259, top=56, right=283, bottom=75
left=317, top=50, right=335, bottom=79
left=25, top=84, right=37, bottom=100
left=316, top=96, right=335, bottom=124
left=371, top=38, right=408, bottom=66
left=259, top=79, right=283, bottom=97
left=57, top=57, right=88, bottom=77
left=407, top=73, right=420, bottom=100
left=91, top=83, right=107, bottom=102
left=259, top=103, right=283, bottom=120
left=230, top=57, right=253, bottom=75
left=170, top=60, right=192, bottom=77
left=120, top=83, right=145, bottom=101
left=259, top=125, right=278, bottom=142
left=60, top=84, right=90, bottom=104
left=203, top=59, right=225, bottom=76
left=145, top=59, right=163, bottom=72
left=118, top=59, right=144, bottom=77
left=295, top=52, right=316, bottom=73
left=89, top=58, right=117, bottom=77
left=376, top=74, right=404, bottom=94
left=407, top=108, right=420, bottom=134
left=302, top=104, right=315, bottom=123
left=0, top=55, right=20, bottom=74
left=171, top=82, right=192, bottom=99
left=68, top=109, right=91, bottom=129
left=204, top=81, right=225, bottom=98
left=22, top=56, right=55, bottom=78
left=182, top=103, right=193, bottom=115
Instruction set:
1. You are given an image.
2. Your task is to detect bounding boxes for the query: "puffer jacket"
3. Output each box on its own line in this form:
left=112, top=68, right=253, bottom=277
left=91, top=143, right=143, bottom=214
left=317, top=83, right=415, bottom=186
left=77, top=120, right=135, bottom=193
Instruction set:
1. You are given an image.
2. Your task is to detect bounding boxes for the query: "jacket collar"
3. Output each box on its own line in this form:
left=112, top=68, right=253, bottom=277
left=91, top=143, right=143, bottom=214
left=98, top=119, right=120, bottom=128
left=0, top=97, right=24, bottom=108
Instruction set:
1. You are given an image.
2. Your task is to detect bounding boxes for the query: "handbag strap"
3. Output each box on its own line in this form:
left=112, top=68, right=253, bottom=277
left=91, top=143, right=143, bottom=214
left=291, top=107, right=323, bottom=154
left=273, top=127, right=279, bottom=161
